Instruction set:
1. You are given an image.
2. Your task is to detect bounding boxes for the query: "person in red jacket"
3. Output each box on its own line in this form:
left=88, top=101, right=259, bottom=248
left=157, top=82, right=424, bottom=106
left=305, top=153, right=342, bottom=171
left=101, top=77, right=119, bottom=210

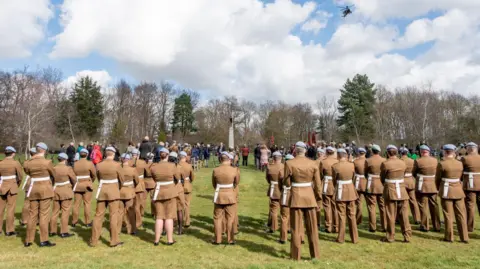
left=241, top=145, right=250, bottom=166
left=90, top=145, right=102, bottom=165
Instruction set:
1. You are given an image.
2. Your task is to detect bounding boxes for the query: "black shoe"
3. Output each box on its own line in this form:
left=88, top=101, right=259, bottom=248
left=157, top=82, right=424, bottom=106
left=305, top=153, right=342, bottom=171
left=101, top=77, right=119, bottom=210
left=19, top=221, right=26, bottom=227
left=442, top=239, right=453, bottom=243
left=167, top=241, right=176, bottom=246
left=419, top=227, right=429, bottom=232
left=461, top=240, right=469, bottom=244
left=322, top=229, right=331, bottom=233
left=111, top=242, right=124, bottom=247
left=71, top=223, right=77, bottom=228
left=380, top=238, right=393, bottom=243
left=184, top=225, right=190, bottom=228
left=369, top=229, right=376, bottom=233
left=211, top=241, right=220, bottom=245
left=24, top=242, right=32, bottom=247
left=40, top=241, right=56, bottom=247
left=266, top=229, right=274, bottom=234
left=278, top=240, right=286, bottom=244
left=60, top=233, right=74, bottom=238
left=130, top=232, right=137, bottom=236
left=6, top=232, right=17, bottom=237
left=153, top=242, right=159, bottom=246
left=49, top=233, right=57, bottom=237
left=229, top=241, right=236, bottom=245
left=85, top=222, right=93, bottom=227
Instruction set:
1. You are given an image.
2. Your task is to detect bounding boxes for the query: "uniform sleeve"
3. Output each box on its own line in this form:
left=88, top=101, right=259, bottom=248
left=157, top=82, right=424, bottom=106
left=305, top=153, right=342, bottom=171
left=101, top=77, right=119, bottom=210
left=133, top=171, right=140, bottom=187
left=15, top=161, right=24, bottom=186
left=412, top=160, right=419, bottom=178
left=265, top=166, right=270, bottom=184
left=283, top=162, right=292, bottom=187
left=235, top=167, right=241, bottom=186
left=68, top=167, right=76, bottom=185
left=211, top=170, right=216, bottom=189
left=90, top=163, right=97, bottom=182
left=116, top=165, right=125, bottom=188
left=380, top=162, right=386, bottom=183
left=435, top=163, right=442, bottom=189
left=189, top=168, right=194, bottom=183
left=318, top=161, right=324, bottom=179
left=332, top=165, right=338, bottom=186
left=313, top=165, right=322, bottom=201
left=47, top=161, right=56, bottom=184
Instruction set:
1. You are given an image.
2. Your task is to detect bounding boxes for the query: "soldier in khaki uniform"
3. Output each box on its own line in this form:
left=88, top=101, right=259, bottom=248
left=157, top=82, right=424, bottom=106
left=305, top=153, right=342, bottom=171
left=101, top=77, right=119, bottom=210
left=266, top=151, right=283, bottom=233
left=151, top=148, right=179, bottom=245
left=49, top=153, right=76, bottom=238
left=319, top=146, right=338, bottom=233
left=365, top=144, right=386, bottom=233
left=23, top=142, right=56, bottom=247
left=380, top=145, right=411, bottom=243
left=437, top=144, right=468, bottom=243
left=400, top=148, right=421, bottom=224
left=20, top=147, right=37, bottom=226
left=353, top=147, right=367, bottom=225
left=169, top=151, right=185, bottom=235
left=144, top=153, right=156, bottom=217
left=314, top=148, right=325, bottom=228
left=178, top=151, right=195, bottom=228
left=90, top=146, right=124, bottom=247
left=462, top=142, right=480, bottom=232
left=130, top=149, right=147, bottom=229
left=119, top=153, right=139, bottom=235
left=332, top=148, right=358, bottom=244
left=212, top=152, right=239, bottom=245
left=283, top=142, right=321, bottom=261
left=413, top=145, right=441, bottom=232
left=72, top=148, right=96, bottom=227
left=0, top=146, right=24, bottom=236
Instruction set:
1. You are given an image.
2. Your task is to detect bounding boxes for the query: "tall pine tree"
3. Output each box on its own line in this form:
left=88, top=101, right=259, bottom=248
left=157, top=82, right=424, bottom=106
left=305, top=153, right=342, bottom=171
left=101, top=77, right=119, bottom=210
left=171, top=93, right=194, bottom=140
left=337, top=74, right=376, bottom=143
left=70, top=76, right=104, bottom=139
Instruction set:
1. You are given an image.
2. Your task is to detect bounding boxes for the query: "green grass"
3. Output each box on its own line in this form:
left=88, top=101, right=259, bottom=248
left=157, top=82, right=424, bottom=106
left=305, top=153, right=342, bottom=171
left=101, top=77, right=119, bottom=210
left=1, top=157, right=480, bottom=268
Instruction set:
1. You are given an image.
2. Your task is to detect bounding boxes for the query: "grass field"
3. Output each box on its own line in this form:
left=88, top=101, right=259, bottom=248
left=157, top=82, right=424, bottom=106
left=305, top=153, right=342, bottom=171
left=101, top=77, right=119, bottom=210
left=1, top=157, right=480, bottom=269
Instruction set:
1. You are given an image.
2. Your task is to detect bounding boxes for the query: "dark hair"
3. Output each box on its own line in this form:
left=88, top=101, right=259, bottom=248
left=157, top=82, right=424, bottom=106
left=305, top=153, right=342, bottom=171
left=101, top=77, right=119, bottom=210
left=168, top=156, right=177, bottom=163
left=387, top=149, right=398, bottom=156
left=372, top=149, right=380, bottom=154
left=5, top=152, right=14, bottom=157
left=80, top=152, right=88, bottom=158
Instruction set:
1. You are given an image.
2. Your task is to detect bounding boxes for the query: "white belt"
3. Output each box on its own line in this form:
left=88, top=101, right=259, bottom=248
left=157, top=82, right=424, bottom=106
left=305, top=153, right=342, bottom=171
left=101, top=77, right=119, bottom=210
left=73, top=175, right=90, bottom=192
left=96, top=179, right=118, bottom=199
left=367, top=174, right=379, bottom=192
left=405, top=173, right=413, bottom=177
left=463, top=172, right=480, bottom=189
left=22, top=176, right=30, bottom=190
left=27, top=177, right=51, bottom=197
left=323, top=176, right=332, bottom=194
left=385, top=179, right=404, bottom=198
left=442, top=178, right=460, bottom=198
left=337, top=180, right=353, bottom=200
left=269, top=181, right=279, bottom=198
left=153, top=181, right=175, bottom=201
left=355, top=174, right=364, bottom=190
left=53, top=181, right=71, bottom=191
left=139, top=175, right=144, bottom=179
left=292, top=182, right=312, bottom=188
left=0, top=175, right=16, bottom=188
left=417, top=174, right=435, bottom=191
left=184, top=177, right=190, bottom=181
left=214, top=183, right=234, bottom=203
left=282, top=186, right=291, bottom=206
left=123, top=181, right=134, bottom=186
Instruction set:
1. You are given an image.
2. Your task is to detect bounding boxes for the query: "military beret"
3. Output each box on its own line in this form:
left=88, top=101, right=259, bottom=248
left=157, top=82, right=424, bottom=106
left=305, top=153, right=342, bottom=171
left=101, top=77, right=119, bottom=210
left=105, top=146, right=116, bottom=153
left=58, top=153, right=68, bottom=160
left=419, top=145, right=430, bottom=152
left=285, top=154, right=294, bottom=160
left=169, top=152, right=178, bottom=158
left=326, top=146, right=335, bottom=152
left=121, top=153, right=131, bottom=160
left=466, top=142, right=478, bottom=148
left=372, top=144, right=381, bottom=152
left=29, top=147, right=37, bottom=154
left=317, top=148, right=325, bottom=154
left=400, top=147, right=409, bottom=153
left=80, top=148, right=89, bottom=154
left=159, top=148, right=169, bottom=154
left=386, top=145, right=398, bottom=151
left=357, top=147, right=366, bottom=153
left=36, top=142, right=48, bottom=150
left=272, top=151, right=282, bottom=157
left=131, top=149, right=140, bottom=155
left=179, top=151, right=188, bottom=157
left=443, top=144, right=456, bottom=151
left=295, top=141, right=307, bottom=149
left=221, top=151, right=233, bottom=160
left=146, top=152, right=155, bottom=159
left=5, top=146, right=16, bottom=153
left=337, top=148, right=347, bottom=154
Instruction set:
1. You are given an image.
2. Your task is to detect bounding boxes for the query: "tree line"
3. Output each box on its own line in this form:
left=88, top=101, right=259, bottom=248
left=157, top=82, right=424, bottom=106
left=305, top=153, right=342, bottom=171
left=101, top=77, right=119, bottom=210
left=1, top=66, right=479, bottom=155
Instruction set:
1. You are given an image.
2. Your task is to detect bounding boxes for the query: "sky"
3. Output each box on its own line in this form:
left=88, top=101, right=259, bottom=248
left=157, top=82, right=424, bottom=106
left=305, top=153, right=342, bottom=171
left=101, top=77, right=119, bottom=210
left=1, top=0, right=480, bottom=102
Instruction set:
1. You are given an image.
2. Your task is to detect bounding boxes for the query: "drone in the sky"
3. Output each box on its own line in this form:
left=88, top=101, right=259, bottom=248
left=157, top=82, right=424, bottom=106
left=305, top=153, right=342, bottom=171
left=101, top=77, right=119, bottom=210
left=338, top=5, right=355, bottom=18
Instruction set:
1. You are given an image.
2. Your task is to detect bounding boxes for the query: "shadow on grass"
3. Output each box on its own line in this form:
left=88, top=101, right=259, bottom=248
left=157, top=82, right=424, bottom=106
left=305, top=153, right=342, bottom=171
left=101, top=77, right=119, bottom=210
left=196, top=194, right=214, bottom=201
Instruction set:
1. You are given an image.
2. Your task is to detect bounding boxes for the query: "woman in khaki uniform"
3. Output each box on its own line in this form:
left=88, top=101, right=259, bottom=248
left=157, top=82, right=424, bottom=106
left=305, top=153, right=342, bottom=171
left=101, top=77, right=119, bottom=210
left=365, top=144, right=387, bottom=233
left=400, top=148, right=421, bottom=224
left=319, top=146, right=338, bottom=233
left=119, top=154, right=139, bottom=235
left=130, top=149, right=147, bottom=229
left=143, top=153, right=156, bottom=217
left=150, top=148, right=179, bottom=245
left=436, top=144, right=468, bottom=243
left=353, top=147, right=367, bottom=225
left=49, top=153, right=76, bottom=238
left=72, top=148, right=96, bottom=227
left=332, top=148, right=358, bottom=244
left=266, top=151, right=283, bottom=233
left=178, top=151, right=195, bottom=228
left=169, top=151, right=185, bottom=235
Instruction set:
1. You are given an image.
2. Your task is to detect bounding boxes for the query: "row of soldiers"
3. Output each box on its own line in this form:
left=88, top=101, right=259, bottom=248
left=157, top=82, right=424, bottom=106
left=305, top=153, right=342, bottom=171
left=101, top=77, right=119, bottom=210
left=265, top=142, right=480, bottom=260
left=0, top=143, right=195, bottom=247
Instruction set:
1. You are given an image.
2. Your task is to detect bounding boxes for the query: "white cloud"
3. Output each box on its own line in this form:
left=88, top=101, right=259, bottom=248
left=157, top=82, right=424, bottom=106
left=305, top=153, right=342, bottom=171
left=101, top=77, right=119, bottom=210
left=63, top=70, right=112, bottom=90
left=301, top=11, right=333, bottom=34
left=0, top=0, right=52, bottom=58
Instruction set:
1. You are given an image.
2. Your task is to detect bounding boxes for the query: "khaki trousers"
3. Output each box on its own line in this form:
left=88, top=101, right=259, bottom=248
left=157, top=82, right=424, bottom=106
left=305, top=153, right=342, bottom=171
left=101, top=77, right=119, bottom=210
left=214, top=203, right=236, bottom=243
left=146, top=188, right=155, bottom=216
left=26, top=198, right=52, bottom=243
left=290, top=207, right=319, bottom=260
left=184, top=192, right=192, bottom=226
left=134, top=192, right=146, bottom=229
left=0, top=193, right=18, bottom=233
left=406, top=188, right=421, bottom=223
left=316, top=200, right=322, bottom=228
left=280, top=205, right=304, bottom=242
left=336, top=201, right=358, bottom=243
left=21, top=197, right=30, bottom=224
left=465, top=191, right=479, bottom=232
left=268, top=199, right=280, bottom=231
left=72, top=191, right=92, bottom=225
left=366, top=193, right=386, bottom=231
left=90, top=200, right=120, bottom=247
left=416, top=193, right=441, bottom=231
left=441, top=198, right=469, bottom=242
left=385, top=199, right=411, bottom=242
left=355, top=192, right=365, bottom=225
left=119, top=198, right=136, bottom=234
left=50, top=199, right=73, bottom=234
left=322, top=194, right=338, bottom=232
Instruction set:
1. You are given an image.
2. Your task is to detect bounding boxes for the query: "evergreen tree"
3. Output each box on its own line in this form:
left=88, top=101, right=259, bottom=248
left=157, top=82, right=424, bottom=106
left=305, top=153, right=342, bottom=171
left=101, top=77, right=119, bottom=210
left=70, top=76, right=104, bottom=139
left=337, top=74, right=376, bottom=143
left=171, top=93, right=194, bottom=140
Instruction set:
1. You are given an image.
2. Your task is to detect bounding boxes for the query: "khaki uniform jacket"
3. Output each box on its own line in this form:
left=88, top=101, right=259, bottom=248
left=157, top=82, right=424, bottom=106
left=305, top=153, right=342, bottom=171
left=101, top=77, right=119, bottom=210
left=283, top=156, right=322, bottom=208
left=401, top=156, right=415, bottom=190
left=461, top=154, right=480, bottom=191
left=143, top=162, right=155, bottom=190
left=120, top=165, right=139, bottom=200
left=72, top=158, right=96, bottom=192
left=212, top=163, right=239, bottom=205
left=381, top=158, right=408, bottom=201
left=0, top=158, right=24, bottom=195
left=130, top=159, right=147, bottom=193
left=332, top=160, right=357, bottom=202
left=53, top=163, right=76, bottom=200
left=179, top=161, right=195, bottom=193
left=319, top=156, right=338, bottom=196
left=436, top=158, right=465, bottom=200
left=266, top=162, right=284, bottom=200
left=413, top=156, right=438, bottom=193
left=353, top=156, right=367, bottom=191
left=23, top=155, right=55, bottom=200
left=96, top=159, right=123, bottom=201
left=151, top=162, right=179, bottom=200
left=365, top=155, right=386, bottom=194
